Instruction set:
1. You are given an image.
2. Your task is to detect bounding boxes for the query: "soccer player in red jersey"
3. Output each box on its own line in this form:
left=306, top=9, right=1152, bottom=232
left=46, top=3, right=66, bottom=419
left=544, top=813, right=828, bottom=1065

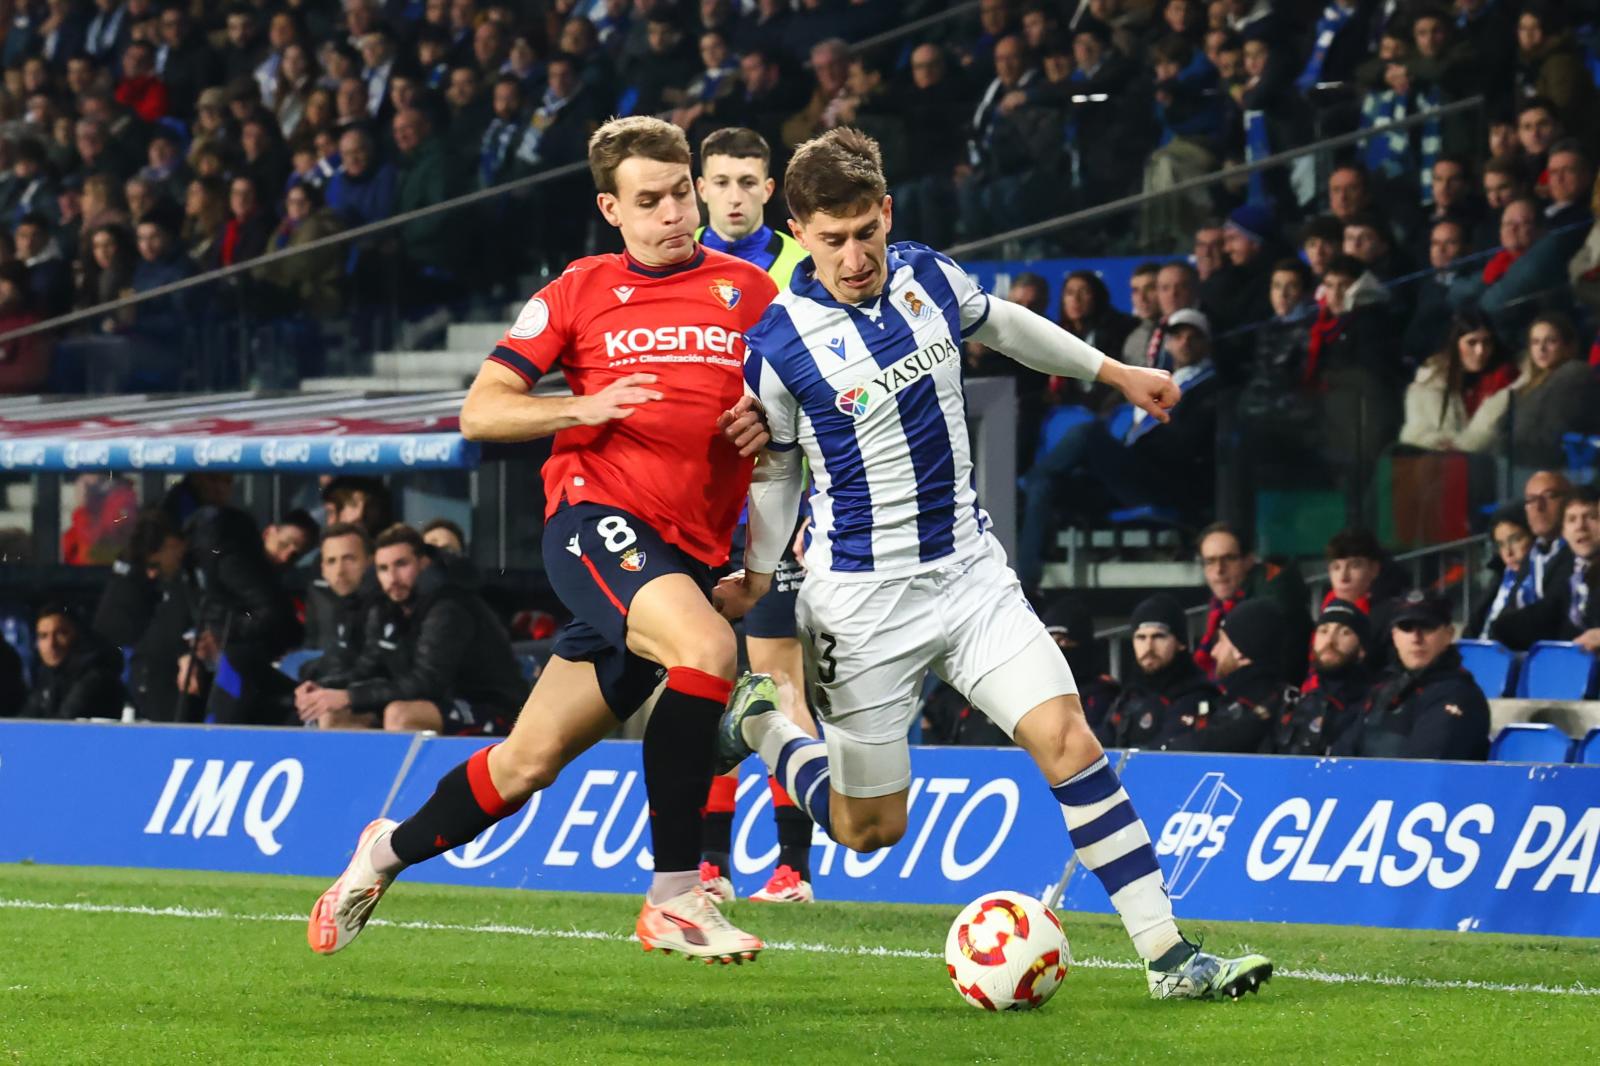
left=308, top=116, right=779, bottom=963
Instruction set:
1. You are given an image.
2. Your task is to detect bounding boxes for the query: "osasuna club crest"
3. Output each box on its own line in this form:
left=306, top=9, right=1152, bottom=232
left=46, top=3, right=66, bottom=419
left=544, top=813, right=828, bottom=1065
left=709, top=279, right=742, bottom=310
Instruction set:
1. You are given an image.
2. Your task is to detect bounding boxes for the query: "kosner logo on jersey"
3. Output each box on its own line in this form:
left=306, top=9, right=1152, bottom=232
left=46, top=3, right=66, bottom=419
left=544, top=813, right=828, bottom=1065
left=602, top=324, right=743, bottom=359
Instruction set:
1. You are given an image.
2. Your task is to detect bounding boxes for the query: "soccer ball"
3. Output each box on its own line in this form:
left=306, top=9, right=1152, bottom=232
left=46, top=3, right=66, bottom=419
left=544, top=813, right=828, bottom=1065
left=944, top=891, right=1071, bottom=1011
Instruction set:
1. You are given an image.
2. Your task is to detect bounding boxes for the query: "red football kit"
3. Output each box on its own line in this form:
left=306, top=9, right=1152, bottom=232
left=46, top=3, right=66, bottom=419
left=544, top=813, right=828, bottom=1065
left=488, top=245, right=778, bottom=566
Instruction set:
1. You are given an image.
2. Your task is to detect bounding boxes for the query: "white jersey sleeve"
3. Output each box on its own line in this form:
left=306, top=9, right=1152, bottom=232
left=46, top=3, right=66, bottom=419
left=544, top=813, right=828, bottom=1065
left=743, top=341, right=801, bottom=451
left=930, top=252, right=993, bottom=337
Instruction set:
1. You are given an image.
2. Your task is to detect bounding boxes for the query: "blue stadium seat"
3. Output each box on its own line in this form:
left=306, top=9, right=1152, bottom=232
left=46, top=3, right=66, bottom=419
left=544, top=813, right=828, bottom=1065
left=1574, top=727, right=1600, bottom=765
left=1106, top=403, right=1135, bottom=441
left=277, top=648, right=321, bottom=680
left=1516, top=642, right=1598, bottom=700
left=1108, top=505, right=1185, bottom=528
left=1455, top=639, right=1518, bottom=698
left=1, top=609, right=33, bottom=683
left=1033, top=404, right=1095, bottom=465
left=1562, top=432, right=1600, bottom=481
left=1489, top=723, right=1575, bottom=764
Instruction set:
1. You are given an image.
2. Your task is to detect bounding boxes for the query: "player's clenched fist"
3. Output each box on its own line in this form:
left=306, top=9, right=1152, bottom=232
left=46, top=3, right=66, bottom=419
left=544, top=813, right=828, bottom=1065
left=717, top=394, right=771, bottom=456
left=572, top=372, right=663, bottom=425
left=1099, top=360, right=1180, bottom=424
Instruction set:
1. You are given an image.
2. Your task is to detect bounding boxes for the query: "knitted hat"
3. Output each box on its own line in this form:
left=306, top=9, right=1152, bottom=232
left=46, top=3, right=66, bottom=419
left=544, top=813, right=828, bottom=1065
left=1317, top=598, right=1371, bottom=649
left=1131, top=593, right=1188, bottom=643
left=1219, top=597, right=1286, bottom=665
left=1226, top=203, right=1276, bottom=246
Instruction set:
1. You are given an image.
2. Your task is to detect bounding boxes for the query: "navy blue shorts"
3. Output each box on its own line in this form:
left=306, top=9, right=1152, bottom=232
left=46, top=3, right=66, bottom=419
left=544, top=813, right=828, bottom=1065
left=728, top=522, right=805, bottom=641
left=545, top=502, right=710, bottom=718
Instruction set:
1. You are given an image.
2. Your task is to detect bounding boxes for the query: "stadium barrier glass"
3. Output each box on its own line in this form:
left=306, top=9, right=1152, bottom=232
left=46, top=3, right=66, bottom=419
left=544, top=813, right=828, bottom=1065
left=4, top=718, right=1598, bottom=937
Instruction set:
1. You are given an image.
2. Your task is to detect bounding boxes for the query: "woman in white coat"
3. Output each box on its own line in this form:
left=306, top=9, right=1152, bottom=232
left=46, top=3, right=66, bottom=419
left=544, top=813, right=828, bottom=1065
left=1399, top=311, right=1517, bottom=452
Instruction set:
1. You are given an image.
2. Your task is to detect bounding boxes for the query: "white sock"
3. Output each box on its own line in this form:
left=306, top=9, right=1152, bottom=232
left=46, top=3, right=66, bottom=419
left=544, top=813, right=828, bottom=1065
left=743, top=704, right=811, bottom=770
left=648, top=870, right=701, bottom=903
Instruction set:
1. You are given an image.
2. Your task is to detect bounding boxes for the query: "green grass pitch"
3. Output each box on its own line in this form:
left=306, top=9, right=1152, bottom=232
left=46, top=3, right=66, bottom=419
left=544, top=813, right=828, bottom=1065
left=2, top=864, right=1597, bottom=1064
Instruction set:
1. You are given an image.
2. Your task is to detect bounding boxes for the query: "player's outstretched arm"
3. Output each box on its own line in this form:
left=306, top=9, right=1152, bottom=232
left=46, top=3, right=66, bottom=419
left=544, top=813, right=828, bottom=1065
left=970, top=299, right=1179, bottom=423
left=460, top=362, right=663, bottom=442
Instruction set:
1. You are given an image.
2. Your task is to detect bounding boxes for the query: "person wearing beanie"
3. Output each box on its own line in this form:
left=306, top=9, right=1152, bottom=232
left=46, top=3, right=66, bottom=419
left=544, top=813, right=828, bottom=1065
left=1097, top=594, right=1221, bottom=750
left=1200, top=203, right=1279, bottom=368
left=1333, top=591, right=1490, bottom=760
left=1275, top=599, right=1373, bottom=756
left=1161, top=597, right=1286, bottom=752
left=1043, top=597, right=1120, bottom=733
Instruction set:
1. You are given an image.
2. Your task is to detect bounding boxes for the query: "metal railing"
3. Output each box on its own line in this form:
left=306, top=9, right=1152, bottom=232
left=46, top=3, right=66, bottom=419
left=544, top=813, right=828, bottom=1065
left=946, top=94, right=1485, bottom=258
left=1093, top=533, right=1493, bottom=677
left=0, top=1, right=982, bottom=347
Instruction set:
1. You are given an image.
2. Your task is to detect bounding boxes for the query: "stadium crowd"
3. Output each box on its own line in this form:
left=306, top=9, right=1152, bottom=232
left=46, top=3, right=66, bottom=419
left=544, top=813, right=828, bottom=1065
left=8, top=1, right=1600, bottom=762
left=0, top=0, right=1587, bottom=395
left=10, top=466, right=1589, bottom=766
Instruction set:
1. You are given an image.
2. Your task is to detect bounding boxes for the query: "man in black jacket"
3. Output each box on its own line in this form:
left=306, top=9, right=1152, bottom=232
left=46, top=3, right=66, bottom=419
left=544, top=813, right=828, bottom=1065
left=180, top=501, right=302, bottom=725
left=1333, top=592, right=1490, bottom=761
left=1162, top=597, right=1286, bottom=752
left=1097, top=594, right=1221, bottom=749
left=299, top=522, right=378, bottom=686
left=92, top=507, right=185, bottom=649
left=14, top=607, right=125, bottom=719
left=1275, top=599, right=1372, bottom=756
left=294, top=524, right=524, bottom=736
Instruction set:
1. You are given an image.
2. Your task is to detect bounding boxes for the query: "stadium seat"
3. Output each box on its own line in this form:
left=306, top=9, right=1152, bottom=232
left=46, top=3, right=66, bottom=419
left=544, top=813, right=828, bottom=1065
left=1488, top=723, right=1575, bottom=764
left=1455, top=639, right=1518, bottom=698
left=1561, top=432, right=1600, bottom=481
left=276, top=648, right=321, bottom=680
left=1574, top=727, right=1600, bottom=765
left=1108, top=504, right=1185, bottom=528
left=1106, top=403, right=1135, bottom=441
left=1032, top=404, right=1095, bottom=466
left=1, top=609, right=33, bottom=682
left=1516, top=642, right=1598, bottom=700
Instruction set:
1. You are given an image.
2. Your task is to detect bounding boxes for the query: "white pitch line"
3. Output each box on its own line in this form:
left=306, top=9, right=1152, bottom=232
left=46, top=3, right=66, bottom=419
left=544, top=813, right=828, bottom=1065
left=1, top=897, right=1596, bottom=999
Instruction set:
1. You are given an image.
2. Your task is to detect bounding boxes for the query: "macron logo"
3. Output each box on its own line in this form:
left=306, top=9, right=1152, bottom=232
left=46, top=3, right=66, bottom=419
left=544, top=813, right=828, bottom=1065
left=613, top=286, right=635, bottom=304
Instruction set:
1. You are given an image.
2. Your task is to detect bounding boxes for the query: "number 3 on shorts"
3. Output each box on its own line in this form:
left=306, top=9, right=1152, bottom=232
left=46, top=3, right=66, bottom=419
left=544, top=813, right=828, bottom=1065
left=597, top=515, right=636, bottom=553
left=807, top=627, right=838, bottom=684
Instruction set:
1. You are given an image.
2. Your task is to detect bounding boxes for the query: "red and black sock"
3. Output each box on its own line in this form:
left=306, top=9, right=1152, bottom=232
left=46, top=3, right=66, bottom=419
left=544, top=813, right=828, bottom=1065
left=644, top=667, right=731, bottom=874
left=700, top=774, right=738, bottom=874
left=771, top=776, right=813, bottom=881
left=389, top=745, right=524, bottom=866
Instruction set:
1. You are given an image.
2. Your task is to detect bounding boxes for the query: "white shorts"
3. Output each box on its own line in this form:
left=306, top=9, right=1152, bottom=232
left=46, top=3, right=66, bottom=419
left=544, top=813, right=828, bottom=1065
left=795, top=535, right=1078, bottom=798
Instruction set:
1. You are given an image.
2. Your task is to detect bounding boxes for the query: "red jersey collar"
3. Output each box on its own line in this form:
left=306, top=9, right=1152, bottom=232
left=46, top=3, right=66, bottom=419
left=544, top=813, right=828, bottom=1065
left=623, top=244, right=706, bottom=278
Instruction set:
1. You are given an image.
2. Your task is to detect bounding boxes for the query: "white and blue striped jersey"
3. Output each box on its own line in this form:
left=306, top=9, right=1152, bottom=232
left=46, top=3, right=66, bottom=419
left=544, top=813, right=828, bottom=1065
left=743, top=241, right=993, bottom=579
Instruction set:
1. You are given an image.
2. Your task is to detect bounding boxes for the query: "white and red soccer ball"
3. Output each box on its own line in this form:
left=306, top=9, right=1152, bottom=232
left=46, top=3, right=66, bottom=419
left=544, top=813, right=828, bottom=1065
left=944, top=891, right=1072, bottom=1011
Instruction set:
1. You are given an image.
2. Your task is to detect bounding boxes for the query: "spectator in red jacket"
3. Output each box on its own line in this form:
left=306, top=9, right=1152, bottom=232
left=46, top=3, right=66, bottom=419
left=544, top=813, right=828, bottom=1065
left=115, top=40, right=170, bottom=122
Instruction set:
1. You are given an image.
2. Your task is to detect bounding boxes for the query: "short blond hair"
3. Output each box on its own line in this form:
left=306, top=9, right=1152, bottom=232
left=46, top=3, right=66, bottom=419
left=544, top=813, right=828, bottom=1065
left=588, top=116, right=691, bottom=195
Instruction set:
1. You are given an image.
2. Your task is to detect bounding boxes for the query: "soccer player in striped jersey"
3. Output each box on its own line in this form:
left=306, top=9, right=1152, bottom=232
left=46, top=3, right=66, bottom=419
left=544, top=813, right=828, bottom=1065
left=693, top=127, right=819, bottom=905
left=714, top=129, right=1273, bottom=1000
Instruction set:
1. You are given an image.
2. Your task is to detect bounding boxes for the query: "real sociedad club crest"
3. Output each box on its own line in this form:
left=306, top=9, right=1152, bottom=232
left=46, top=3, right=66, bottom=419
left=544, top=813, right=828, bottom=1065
left=710, top=279, right=742, bottom=310
left=902, top=290, right=932, bottom=320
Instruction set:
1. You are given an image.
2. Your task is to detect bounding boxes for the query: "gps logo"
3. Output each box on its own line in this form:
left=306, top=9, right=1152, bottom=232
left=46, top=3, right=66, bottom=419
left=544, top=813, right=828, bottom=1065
left=1154, top=772, right=1241, bottom=900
